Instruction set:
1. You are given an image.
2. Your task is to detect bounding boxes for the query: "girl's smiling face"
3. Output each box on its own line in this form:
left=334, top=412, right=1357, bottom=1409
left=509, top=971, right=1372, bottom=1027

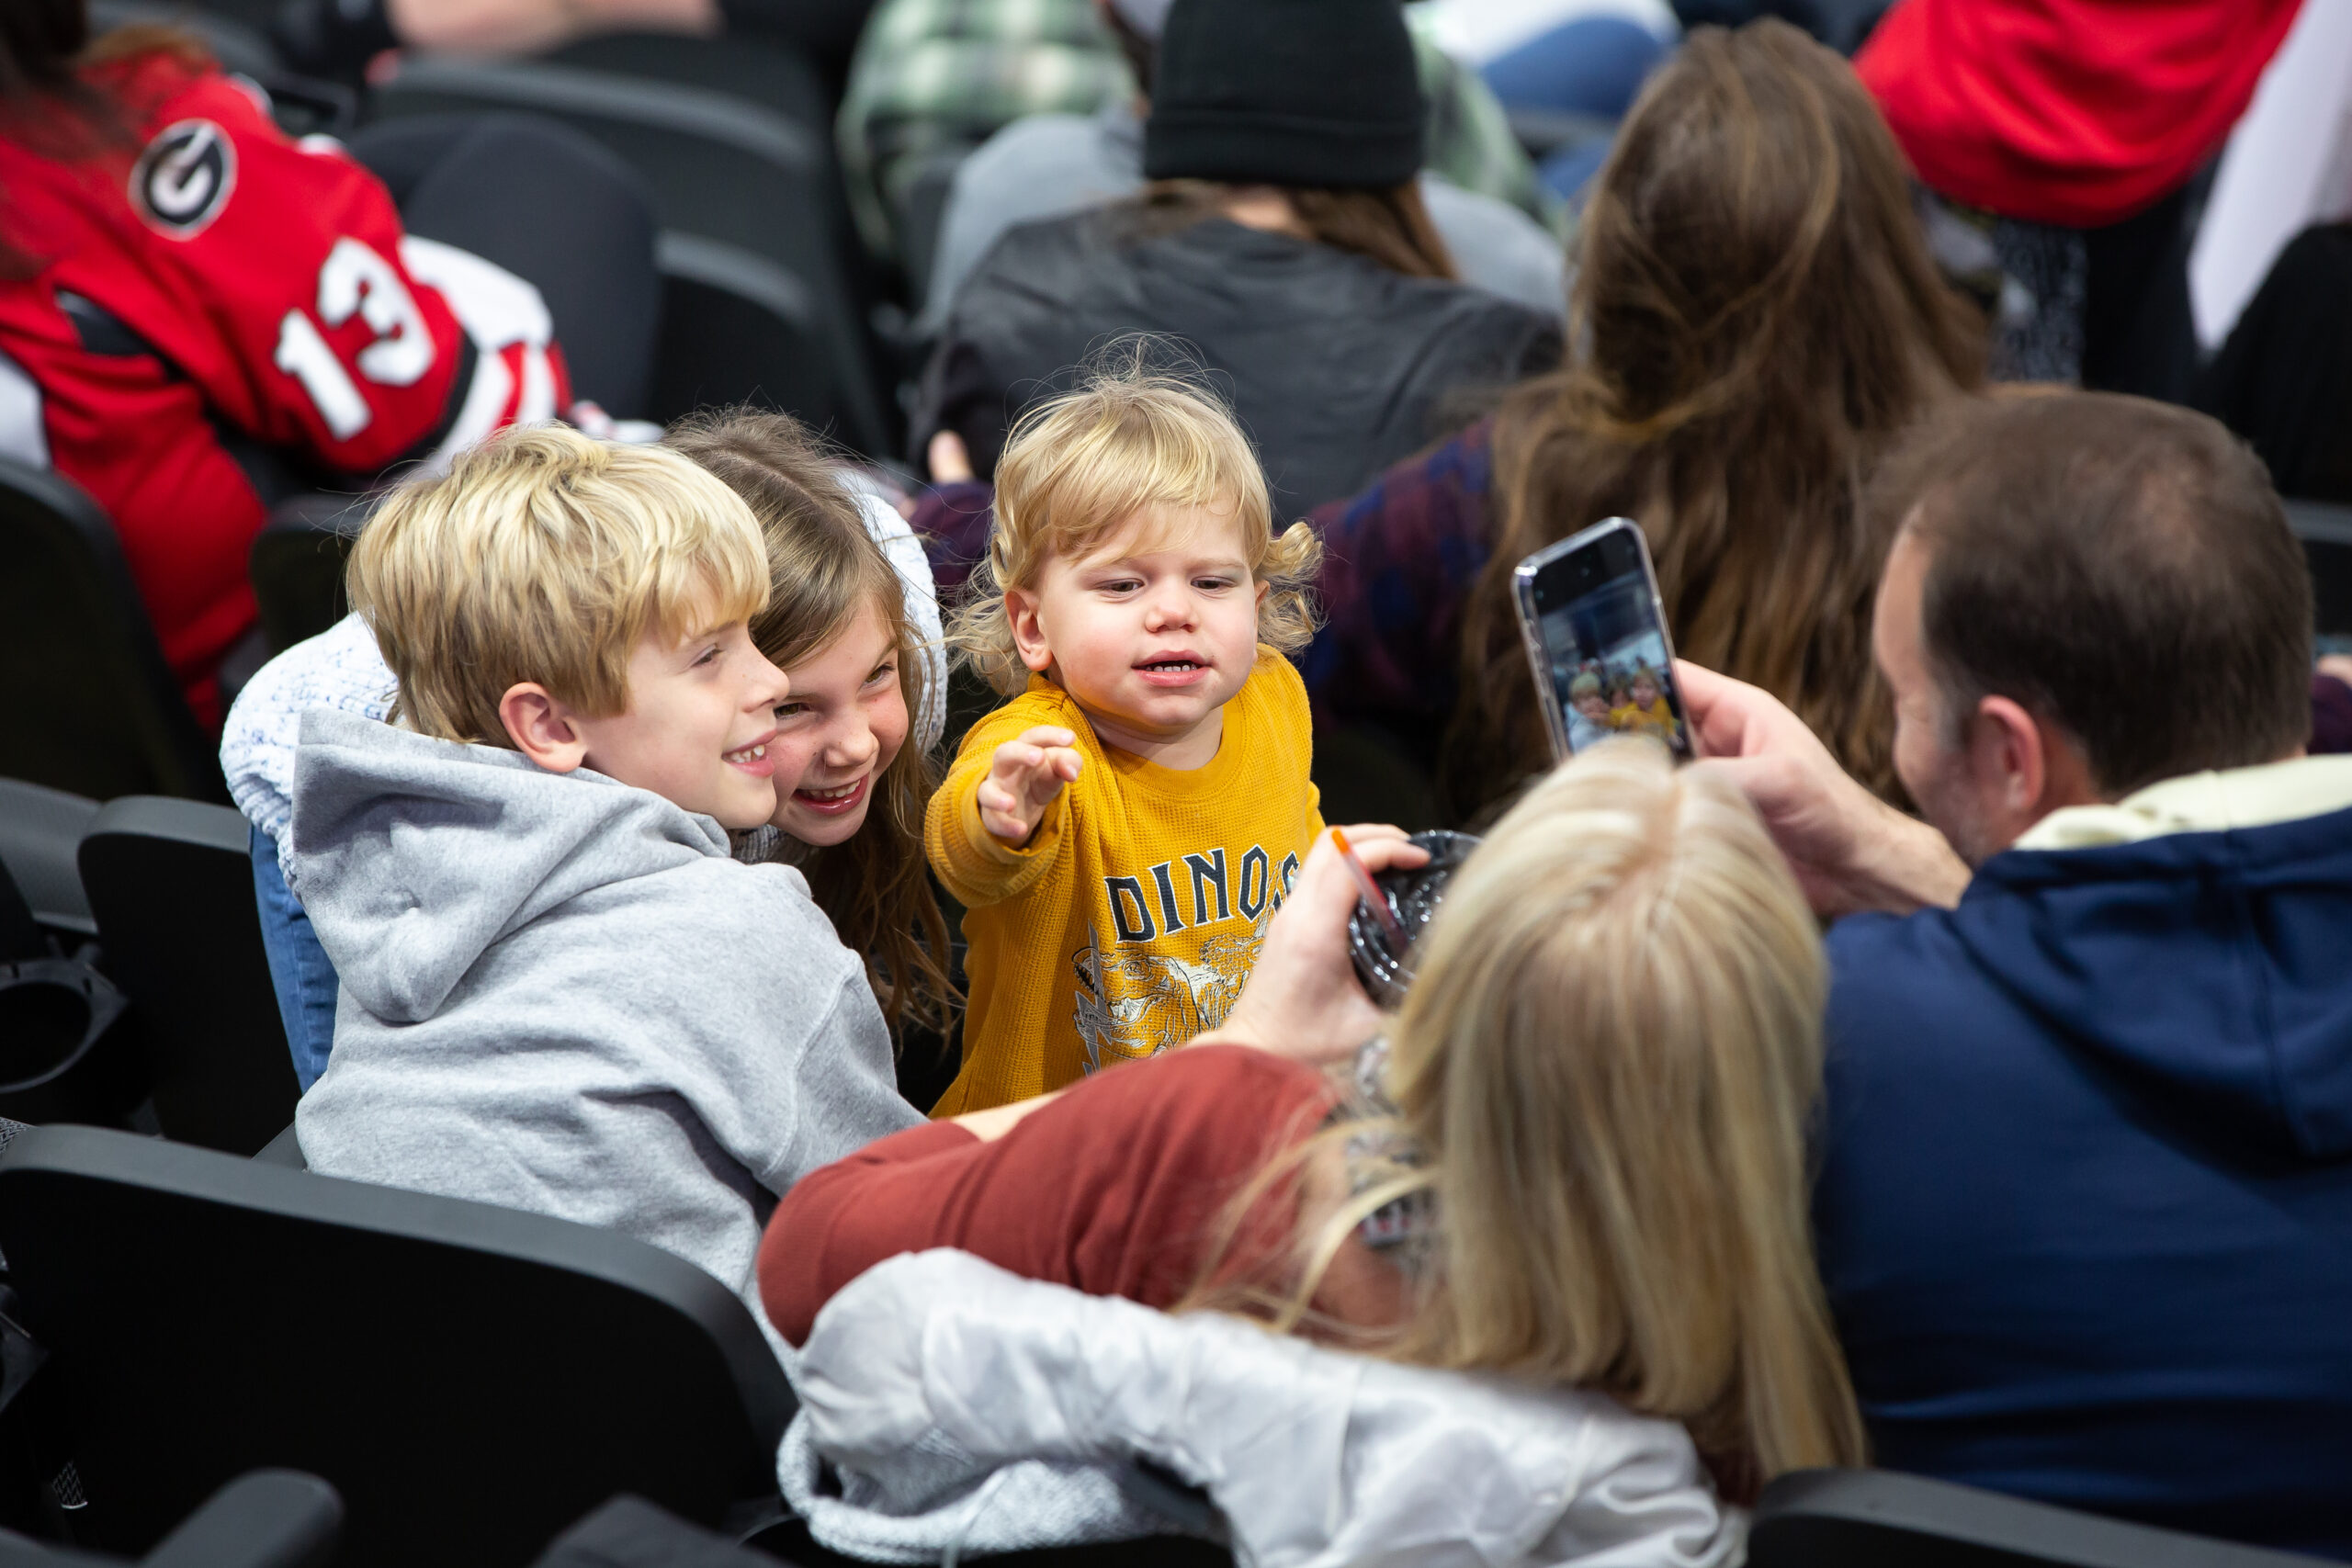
left=765, top=598, right=909, bottom=848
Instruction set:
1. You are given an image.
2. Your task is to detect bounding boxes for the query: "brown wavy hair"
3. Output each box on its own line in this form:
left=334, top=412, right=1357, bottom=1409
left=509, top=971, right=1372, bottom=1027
left=1449, top=19, right=1982, bottom=815
left=665, top=411, right=957, bottom=1038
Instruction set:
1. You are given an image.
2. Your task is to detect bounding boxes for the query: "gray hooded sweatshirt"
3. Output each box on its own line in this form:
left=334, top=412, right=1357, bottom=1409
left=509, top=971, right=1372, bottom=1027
left=288, top=710, right=922, bottom=1359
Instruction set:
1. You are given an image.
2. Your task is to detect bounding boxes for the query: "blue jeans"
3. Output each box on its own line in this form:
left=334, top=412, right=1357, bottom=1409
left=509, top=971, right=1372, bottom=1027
left=250, top=826, right=339, bottom=1091
left=1479, top=16, right=1669, bottom=121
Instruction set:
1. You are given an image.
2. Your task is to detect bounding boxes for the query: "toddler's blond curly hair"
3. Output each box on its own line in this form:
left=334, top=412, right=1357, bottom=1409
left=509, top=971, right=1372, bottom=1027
left=950, top=362, right=1321, bottom=697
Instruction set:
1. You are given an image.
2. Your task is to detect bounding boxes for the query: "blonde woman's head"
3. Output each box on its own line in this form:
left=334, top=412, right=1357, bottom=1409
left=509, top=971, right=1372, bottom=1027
left=951, top=357, right=1320, bottom=699
left=1384, top=740, right=1864, bottom=1487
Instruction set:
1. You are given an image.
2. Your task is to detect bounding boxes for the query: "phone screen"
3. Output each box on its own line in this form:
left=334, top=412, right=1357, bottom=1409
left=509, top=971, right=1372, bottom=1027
left=1520, top=522, right=1692, bottom=760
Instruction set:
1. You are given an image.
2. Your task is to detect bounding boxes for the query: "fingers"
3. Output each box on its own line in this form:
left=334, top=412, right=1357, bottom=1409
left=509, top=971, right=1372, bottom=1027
left=1326, top=823, right=1430, bottom=874
left=1674, top=660, right=1752, bottom=756
left=990, top=733, right=1082, bottom=786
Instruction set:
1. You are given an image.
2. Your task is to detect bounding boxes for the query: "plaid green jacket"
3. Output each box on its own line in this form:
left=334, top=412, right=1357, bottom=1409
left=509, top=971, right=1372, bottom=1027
left=837, top=0, right=1552, bottom=260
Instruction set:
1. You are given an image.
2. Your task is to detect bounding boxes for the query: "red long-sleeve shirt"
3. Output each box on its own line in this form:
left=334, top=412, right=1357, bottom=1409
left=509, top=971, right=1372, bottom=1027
left=760, top=1044, right=1346, bottom=1347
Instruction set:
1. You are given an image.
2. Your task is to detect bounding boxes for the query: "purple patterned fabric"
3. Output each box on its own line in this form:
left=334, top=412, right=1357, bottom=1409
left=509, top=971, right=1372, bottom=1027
left=1302, top=419, right=1498, bottom=750
left=908, top=479, right=999, bottom=602
left=2312, top=673, right=2352, bottom=755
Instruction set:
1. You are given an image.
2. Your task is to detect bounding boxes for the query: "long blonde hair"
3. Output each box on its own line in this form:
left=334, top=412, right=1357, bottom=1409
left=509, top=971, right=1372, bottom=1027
left=1222, top=742, right=1865, bottom=1495
left=663, top=411, right=956, bottom=1037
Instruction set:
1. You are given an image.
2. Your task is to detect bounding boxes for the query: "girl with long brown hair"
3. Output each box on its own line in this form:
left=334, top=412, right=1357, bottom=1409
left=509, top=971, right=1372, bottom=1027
left=665, top=412, right=957, bottom=1038
left=1308, top=17, right=1984, bottom=815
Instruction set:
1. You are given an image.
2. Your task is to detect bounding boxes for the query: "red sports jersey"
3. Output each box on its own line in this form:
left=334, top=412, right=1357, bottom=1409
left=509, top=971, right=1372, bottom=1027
left=0, top=51, right=569, bottom=727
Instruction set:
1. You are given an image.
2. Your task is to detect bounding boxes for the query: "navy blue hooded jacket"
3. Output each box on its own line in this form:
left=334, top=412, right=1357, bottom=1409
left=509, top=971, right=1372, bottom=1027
left=1815, top=805, right=2352, bottom=1558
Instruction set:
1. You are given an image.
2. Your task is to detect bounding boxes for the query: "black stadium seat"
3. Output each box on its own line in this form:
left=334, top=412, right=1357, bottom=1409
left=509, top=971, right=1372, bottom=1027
left=0, top=1471, right=343, bottom=1568
left=248, top=493, right=371, bottom=659
left=0, top=781, right=98, bottom=943
left=75, top=798, right=294, bottom=1157
left=0, top=1126, right=794, bottom=1568
left=651, top=233, right=842, bottom=430
left=89, top=2, right=279, bottom=78
left=366, top=58, right=894, bottom=456
left=1749, top=1469, right=2334, bottom=1568
left=0, top=460, right=224, bottom=805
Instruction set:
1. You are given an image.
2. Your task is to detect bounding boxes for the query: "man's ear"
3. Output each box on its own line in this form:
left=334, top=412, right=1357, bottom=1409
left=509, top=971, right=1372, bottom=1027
left=1968, top=694, right=2103, bottom=824
left=498, top=682, right=591, bottom=773
left=1965, top=695, right=2045, bottom=821
left=1006, top=587, right=1055, bottom=674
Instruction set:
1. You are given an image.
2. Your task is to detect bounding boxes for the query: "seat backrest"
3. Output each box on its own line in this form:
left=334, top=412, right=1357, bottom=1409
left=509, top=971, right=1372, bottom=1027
left=1750, top=1469, right=2334, bottom=1568
left=0, top=1469, right=339, bottom=1568
left=541, top=32, right=834, bottom=141
left=248, top=495, right=370, bottom=659
left=650, top=234, right=838, bottom=428
left=366, top=60, right=892, bottom=455
left=0, top=461, right=223, bottom=804
left=76, top=799, right=293, bottom=1156
left=89, top=2, right=278, bottom=76
left=0, top=1127, right=794, bottom=1568
left=0, top=782, right=97, bottom=942
left=2286, top=498, right=2352, bottom=637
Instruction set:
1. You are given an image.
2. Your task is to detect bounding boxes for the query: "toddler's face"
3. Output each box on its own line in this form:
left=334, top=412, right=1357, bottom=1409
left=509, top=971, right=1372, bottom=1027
left=571, top=611, right=788, bottom=829
left=1632, top=677, right=1660, bottom=707
left=765, top=599, right=909, bottom=849
left=1012, top=505, right=1264, bottom=752
left=1575, top=693, right=1609, bottom=720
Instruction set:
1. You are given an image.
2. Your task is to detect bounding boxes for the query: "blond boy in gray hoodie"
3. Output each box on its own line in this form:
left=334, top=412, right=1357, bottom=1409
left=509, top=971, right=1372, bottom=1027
left=290, top=428, right=920, bottom=1361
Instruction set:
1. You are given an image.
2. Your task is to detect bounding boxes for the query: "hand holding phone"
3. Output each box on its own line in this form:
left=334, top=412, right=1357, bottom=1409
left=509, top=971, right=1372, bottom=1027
left=1510, top=517, right=1694, bottom=763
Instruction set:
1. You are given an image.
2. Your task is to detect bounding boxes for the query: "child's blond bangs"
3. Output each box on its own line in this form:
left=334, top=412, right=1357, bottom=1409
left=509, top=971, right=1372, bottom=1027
left=954, top=367, right=1322, bottom=696
left=348, top=425, right=769, bottom=746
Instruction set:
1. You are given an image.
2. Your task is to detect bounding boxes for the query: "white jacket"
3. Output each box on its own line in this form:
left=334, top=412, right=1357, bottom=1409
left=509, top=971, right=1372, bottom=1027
left=787, top=1250, right=1744, bottom=1568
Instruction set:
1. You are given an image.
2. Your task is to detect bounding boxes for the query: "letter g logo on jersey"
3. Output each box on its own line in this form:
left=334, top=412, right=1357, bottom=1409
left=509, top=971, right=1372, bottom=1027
left=130, top=120, right=237, bottom=239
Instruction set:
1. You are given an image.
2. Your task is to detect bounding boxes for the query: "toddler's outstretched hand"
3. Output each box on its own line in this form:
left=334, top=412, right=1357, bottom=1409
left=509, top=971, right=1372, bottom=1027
left=978, top=726, right=1083, bottom=844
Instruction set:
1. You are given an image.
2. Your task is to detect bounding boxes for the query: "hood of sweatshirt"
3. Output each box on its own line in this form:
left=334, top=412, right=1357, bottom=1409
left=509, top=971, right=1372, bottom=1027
left=1944, top=801, right=2352, bottom=1161
left=288, top=708, right=732, bottom=1026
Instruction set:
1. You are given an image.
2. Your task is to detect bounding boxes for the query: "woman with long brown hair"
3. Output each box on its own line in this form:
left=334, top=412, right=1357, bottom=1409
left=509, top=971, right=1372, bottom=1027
left=1307, top=17, right=1983, bottom=815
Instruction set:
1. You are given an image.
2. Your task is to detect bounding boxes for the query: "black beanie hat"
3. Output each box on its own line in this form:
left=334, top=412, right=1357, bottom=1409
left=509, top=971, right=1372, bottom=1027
left=1143, top=0, right=1426, bottom=190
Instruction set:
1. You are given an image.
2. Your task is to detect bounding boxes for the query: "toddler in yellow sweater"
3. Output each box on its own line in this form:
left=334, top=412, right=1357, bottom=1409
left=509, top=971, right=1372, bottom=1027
left=925, top=368, right=1324, bottom=1113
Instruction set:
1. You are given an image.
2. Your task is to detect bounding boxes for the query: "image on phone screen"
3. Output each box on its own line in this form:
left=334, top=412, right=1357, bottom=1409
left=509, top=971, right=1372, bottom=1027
left=1535, top=573, right=1690, bottom=757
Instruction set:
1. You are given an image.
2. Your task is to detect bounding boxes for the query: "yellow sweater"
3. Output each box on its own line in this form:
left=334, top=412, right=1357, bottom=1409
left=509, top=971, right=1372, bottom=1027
left=925, top=650, right=1323, bottom=1114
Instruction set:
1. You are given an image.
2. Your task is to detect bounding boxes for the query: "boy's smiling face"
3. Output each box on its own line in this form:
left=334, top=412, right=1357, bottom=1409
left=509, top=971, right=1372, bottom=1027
left=566, top=612, right=791, bottom=829
left=1007, top=503, right=1265, bottom=767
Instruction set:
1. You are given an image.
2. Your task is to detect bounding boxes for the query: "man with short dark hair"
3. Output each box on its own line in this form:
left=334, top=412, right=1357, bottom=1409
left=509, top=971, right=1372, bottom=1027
left=1682, top=391, right=2352, bottom=1558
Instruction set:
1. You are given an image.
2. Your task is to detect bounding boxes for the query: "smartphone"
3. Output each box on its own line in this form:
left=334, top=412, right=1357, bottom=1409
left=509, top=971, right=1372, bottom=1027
left=1511, top=517, right=1694, bottom=762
